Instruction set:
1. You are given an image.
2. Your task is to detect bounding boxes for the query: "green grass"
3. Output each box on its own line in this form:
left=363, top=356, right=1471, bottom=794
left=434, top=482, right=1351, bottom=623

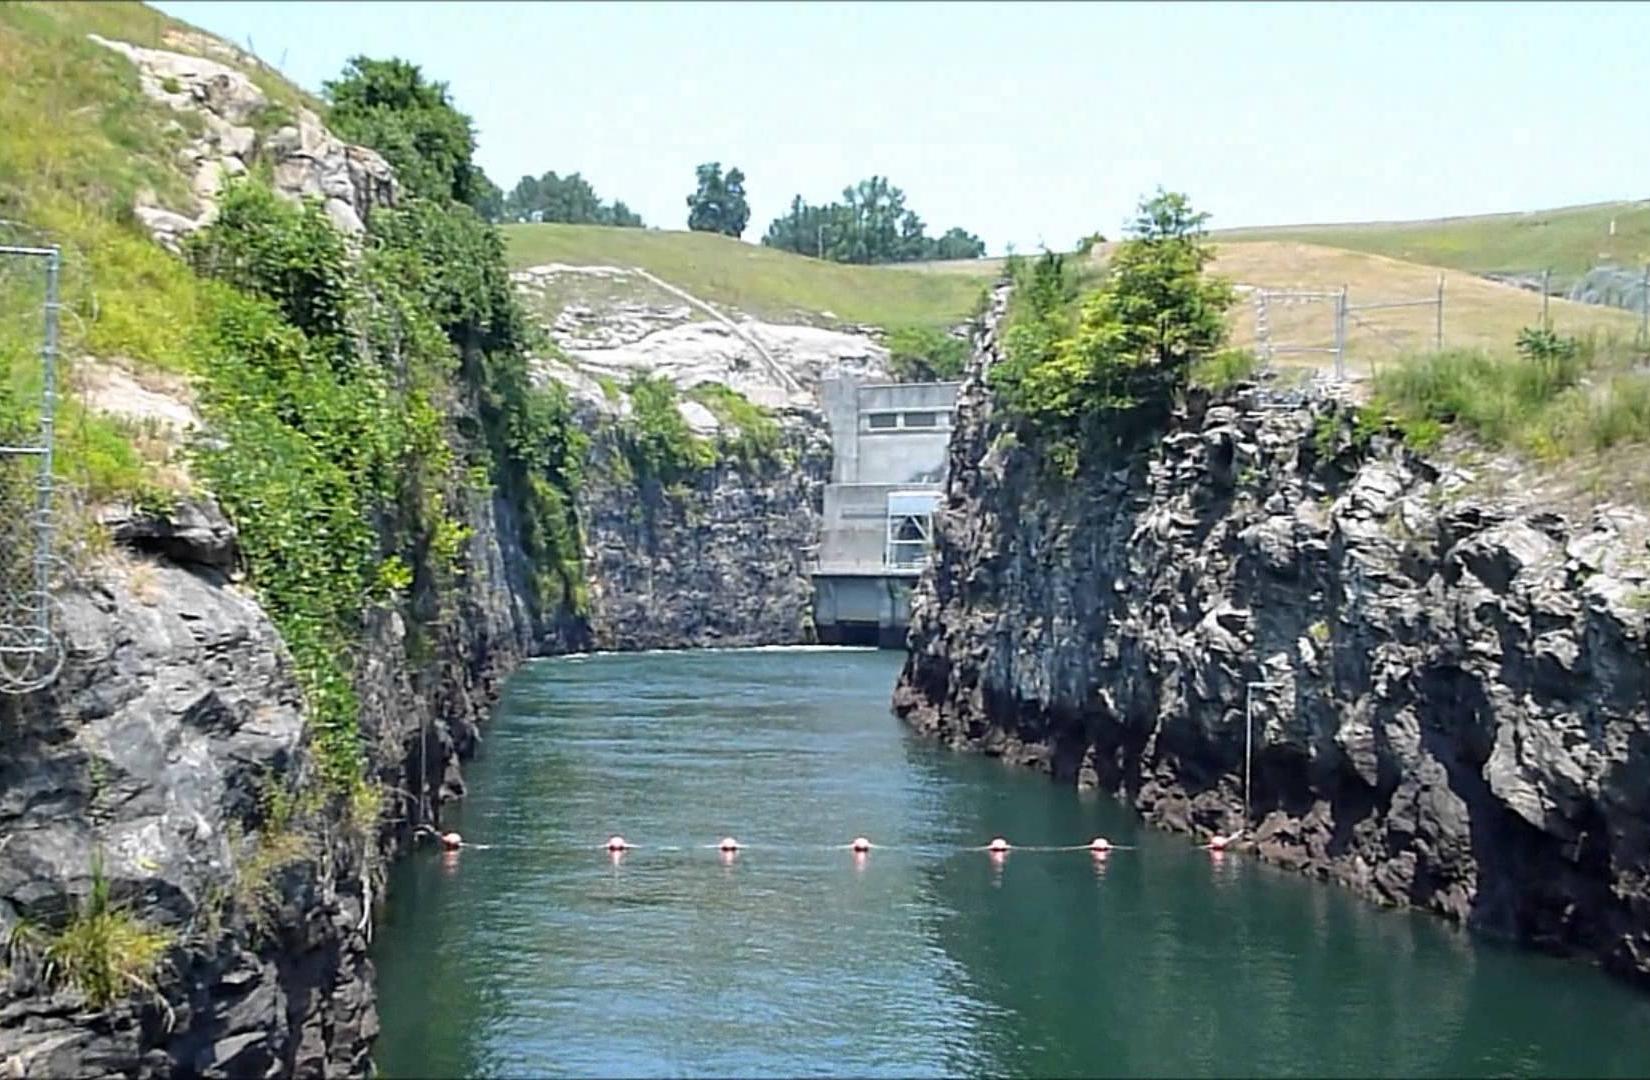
left=1188, top=347, right=1262, bottom=392
left=1214, top=200, right=1650, bottom=284
left=12, top=857, right=173, bottom=1009
left=503, top=223, right=992, bottom=329
left=0, top=2, right=323, bottom=501
left=1368, top=332, right=1650, bottom=462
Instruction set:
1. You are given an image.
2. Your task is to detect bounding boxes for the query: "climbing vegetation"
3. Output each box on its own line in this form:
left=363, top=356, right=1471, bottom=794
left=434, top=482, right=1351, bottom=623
left=688, top=382, right=784, bottom=469
left=178, top=48, right=594, bottom=791
left=185, top=181, right=462, bottom=787
left=622, top=374, right=716, bottom=486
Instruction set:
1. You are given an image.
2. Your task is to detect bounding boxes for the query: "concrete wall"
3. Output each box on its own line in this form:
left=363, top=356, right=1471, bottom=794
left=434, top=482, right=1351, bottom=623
left=820, top=483, right=908, bottom=570
left=814, top=377, right=958, bottom=643
left=822, top=378, right=960, bottom=485
left=811, top=573, right=915, bottom=648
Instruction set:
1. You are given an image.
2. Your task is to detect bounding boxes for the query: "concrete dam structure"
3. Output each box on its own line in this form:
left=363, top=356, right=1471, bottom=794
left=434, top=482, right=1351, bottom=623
left=812, top=377, right=961, bottom=646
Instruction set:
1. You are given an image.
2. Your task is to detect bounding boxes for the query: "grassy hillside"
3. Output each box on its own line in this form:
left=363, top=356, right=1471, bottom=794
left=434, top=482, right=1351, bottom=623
left=1212, top=200, right=1650, bottom=283
left=0, top=1, right=317, bottom=501
left=1215, top=241, right=1638, bottom=376
left=906, top=238, right=1637, bottom=375
left=502, top=223, right=993, bottom=329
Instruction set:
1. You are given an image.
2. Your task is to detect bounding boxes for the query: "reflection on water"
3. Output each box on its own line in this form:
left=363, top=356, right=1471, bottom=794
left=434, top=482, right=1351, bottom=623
left=373, top=649, right=1650, bottom=1078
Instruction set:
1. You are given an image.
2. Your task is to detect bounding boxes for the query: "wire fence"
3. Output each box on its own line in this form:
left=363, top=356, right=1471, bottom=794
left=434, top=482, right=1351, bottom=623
left=1482, top=264, right=1650, bottom=344
left=0, top=243, right=65, bottom=694
left=1243, top=261, right=1650, bottom=388
left=1245, top=279, right=1445, bottom=383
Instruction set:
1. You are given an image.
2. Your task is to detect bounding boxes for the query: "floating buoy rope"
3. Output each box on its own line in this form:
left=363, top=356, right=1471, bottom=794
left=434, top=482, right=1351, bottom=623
left=412, top=832, right=1217, bottom=859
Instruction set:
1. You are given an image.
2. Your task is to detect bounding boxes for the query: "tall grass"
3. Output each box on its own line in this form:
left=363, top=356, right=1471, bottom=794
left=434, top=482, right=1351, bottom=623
left=21, top=856, right=174, bottom=1009
left=1370, top=331, right=1650, bottom=460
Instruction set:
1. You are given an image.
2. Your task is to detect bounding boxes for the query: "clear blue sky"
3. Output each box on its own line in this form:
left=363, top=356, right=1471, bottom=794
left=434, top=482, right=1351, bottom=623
left=155, top=1, right=1646, bottom=254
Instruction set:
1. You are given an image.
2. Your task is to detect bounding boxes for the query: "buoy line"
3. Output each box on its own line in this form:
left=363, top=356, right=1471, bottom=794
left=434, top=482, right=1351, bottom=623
left=410, top=832, right=1235, bottom=857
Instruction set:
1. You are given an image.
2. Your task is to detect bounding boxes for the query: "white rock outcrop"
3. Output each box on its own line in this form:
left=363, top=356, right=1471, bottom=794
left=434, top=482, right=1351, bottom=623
left=88, top=35, right=396, bottom=250
left=514, top=263, right=891, bottom=414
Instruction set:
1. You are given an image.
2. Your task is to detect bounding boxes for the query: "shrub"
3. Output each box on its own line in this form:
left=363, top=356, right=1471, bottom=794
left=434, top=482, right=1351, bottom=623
left=887, top=325, right=969, bottom=382
left=689, top=382, right=783, bottom=468
left=1368, top=329, right=1649, bottom=461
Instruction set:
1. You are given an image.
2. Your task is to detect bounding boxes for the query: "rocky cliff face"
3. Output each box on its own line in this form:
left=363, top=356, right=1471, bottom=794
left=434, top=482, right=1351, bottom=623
left=579, top=412, right=830, bottom=651
left=895, top=301, right=1650, bottom=985
left=0, top=26, right=841, bottom=1079
left=0, top=478, right=541, bottom=1077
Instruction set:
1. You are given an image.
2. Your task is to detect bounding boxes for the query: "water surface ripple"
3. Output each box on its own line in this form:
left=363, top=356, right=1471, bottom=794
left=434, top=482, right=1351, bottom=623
left=374, top=648, right=1650, bottom=1078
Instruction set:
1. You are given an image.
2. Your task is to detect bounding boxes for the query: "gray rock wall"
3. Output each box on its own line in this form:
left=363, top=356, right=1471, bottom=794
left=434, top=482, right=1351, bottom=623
left=0, top=401, right=831, bottom=1075
left=0, top=481, right=540, bottom=1077
left=579, top=413, right=830, bottom=651
left=895, top=298, right=1650, bottom=986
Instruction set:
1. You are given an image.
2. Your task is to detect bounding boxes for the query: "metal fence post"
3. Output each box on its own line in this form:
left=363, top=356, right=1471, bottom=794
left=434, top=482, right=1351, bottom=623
left=36, top=249, right=58, bottom=605
left=1640, top=264, right=1649, bottom=347
left=1541, top=267, right=1551, bottom=330
left=0, top=243, right=66, bottom=695
left=1435, top=273, right=1445, bottom=351
left=1334, top=285, right=1348, bottom=381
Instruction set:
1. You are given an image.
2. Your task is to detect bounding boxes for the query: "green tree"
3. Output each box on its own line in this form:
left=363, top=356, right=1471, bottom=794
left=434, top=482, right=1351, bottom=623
left=504, top=170, right=643, bottom=226
left=760, top=177, right=984, bottom=263
left=992, top=190, right=1233, bottom=434
left=887, top=325, right=970, bottom=381
left=470, top=171, right=504, bottom=223
left=323, top=57, right=480, bottom=206
left=686, top=162, right=750, bottom=237
left=932, top=226, right=987, bottom=260
left=1075, top=231, right=1107, bottom=256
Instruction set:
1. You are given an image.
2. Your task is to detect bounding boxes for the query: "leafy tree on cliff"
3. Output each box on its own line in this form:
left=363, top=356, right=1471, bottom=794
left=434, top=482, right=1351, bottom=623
left=686, top=162, right=750, bottom=237
left=471, top=171, right=505, bottom=223
left=323, top=57, right=483, bottom=208
left=992, top=190, right=1233, bottom=436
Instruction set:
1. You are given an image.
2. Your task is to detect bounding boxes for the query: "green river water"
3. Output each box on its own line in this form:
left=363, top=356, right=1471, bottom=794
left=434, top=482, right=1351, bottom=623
left=373, top=648, right=1650, bottom=1078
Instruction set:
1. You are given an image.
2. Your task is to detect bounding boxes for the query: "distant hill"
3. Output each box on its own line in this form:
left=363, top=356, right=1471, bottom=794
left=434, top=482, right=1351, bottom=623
left=502, top=223, right=992, bottom=331
left=1212, top=200, right=1650, bottom=286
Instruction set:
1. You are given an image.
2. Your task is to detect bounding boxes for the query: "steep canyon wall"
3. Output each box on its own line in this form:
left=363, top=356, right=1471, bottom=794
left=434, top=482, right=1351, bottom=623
left=895, top=302, right=1650, bottom=985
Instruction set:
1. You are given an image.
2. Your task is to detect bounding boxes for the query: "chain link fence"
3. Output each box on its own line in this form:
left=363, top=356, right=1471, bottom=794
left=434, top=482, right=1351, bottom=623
left=0, top=242, right=65, bottom=693
left=1244, top=280, right=1445, bottom=385
left=1482, top=265, right=1650, bottom=344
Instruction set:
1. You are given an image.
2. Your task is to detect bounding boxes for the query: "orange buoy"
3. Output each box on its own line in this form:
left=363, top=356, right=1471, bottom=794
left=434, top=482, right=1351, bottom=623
left=1089, top=836, right=1112, bottom=854
left=987, top=837, right=1010, bottom=854
left=439, top=831, right=463, bottom=851
left=850, top=837, right=872, bottom=853
left=718, top=836, right=741, bottom=853
left=606, top=835, right=629, bottom=853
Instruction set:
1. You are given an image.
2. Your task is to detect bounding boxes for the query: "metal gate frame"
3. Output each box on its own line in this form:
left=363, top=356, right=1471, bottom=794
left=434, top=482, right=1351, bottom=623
left=0, top=244, right=65, bottom=694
